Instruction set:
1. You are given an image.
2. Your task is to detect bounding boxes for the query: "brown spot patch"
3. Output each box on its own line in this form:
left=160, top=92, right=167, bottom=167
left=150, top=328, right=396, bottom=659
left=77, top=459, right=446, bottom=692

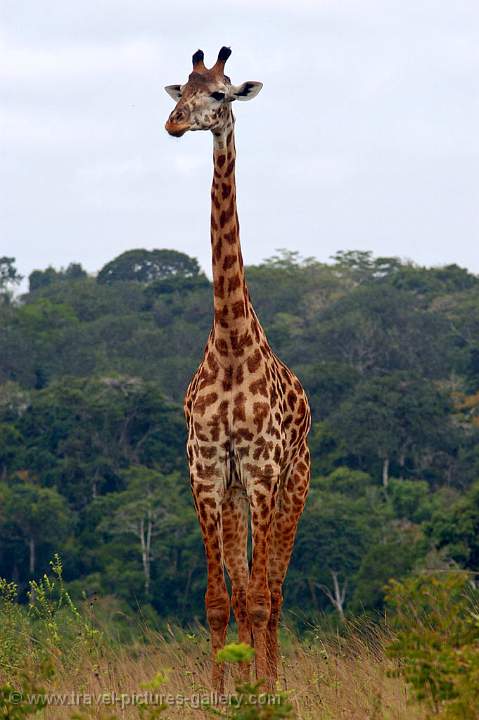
left=235, top=427, right=254, bottom=442
left=219, top=199, right=235, bottom=228
left=287, top=390, right=297, bottom=411
left=228, top=274, right=241, bottom=293
left=249, top=376, right=268, bottom=397
left=232, top=300, right=245, bottom=318
left=223, top=365, right=233, bottom=391
left=295, top=399, right=307, bottom=423
left=235, top=364, right=244, bottom=384
left=223, top=231, right=236, bottom=245
left=201, top=496, right=217, bottom=508
left=215, top=338, right=228, bottom=356
left=253, top=402, right=269, bottom=433
left=230, top=328, right=253, bottom=357
left=214, top=275, right=225, bottom=299
left=194, top=392, right=218, bottom=416
left=223, top=254, right=236, bottom=270
left=247, top=349, right=262, bottom=374
left=213, top=239, right=222, bottom=262
left=197, top=462, right=218, bottom=480
left=233, top=392, right=246, bottom=422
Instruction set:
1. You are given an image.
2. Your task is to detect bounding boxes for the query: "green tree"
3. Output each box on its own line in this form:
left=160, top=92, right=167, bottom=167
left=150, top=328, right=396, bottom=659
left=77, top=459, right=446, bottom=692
left=312, top=283, right=450, bottom=378
left=331, top=249, right=403, bottom=286
left=426, top=482, right=479, bottom=570
left=329, top=373, right=452, bottom=486
left=1, top=481, right=73, bottom=577
left=13, top=376, right=185, bottom=508
left=290, top=480, right=386, bottom=617
left=97, top=249, right=202, bottom=284
left=28, top=263, right=88, bottom=293
left=0, top=257, right=23, bottom=292
left=97, top=467, right=174, bottom=596
left=352, top=533, right=421, bottom=611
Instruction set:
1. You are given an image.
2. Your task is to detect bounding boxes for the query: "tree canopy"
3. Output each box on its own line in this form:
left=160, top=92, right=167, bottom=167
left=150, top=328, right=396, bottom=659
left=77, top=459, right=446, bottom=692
left=1, top=248, right=478, bottom=624
left=96, top=249, right=203, bottom=285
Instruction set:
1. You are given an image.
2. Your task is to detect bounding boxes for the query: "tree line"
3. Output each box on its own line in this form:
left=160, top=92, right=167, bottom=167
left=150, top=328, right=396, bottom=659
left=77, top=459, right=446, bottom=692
left=0, top=248, right=478, bottom=623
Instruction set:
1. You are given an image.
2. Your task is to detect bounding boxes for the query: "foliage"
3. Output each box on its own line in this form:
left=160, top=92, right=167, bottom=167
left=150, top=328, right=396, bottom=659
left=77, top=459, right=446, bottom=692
left=0, top=257, right=23, bottom=292
left=328, top=373, right=451, bottom=487
left=29, top=263, right=87, bottom=292
left=216, top=643, right=256, bottom=664
left=1, top=482, right=72, bottom=577
left=0, top=249, right=478, bottom=624
left=97, top=249, right=203, bottom=285
left=0, top=579, right=30, bottom=673
left=0, top=555, right=101, bottom=694
left=27, top=554, right=101, bottom=660
left=386, top=572, right=479, bottom=718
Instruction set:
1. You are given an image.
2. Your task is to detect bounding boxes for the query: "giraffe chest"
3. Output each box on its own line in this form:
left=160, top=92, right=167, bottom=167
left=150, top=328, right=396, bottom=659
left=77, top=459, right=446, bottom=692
left=189, top=370, right=280, bottom=445
left=187, top=387, right=283, bottom=489
left=185, top=348, right=310, bottom=471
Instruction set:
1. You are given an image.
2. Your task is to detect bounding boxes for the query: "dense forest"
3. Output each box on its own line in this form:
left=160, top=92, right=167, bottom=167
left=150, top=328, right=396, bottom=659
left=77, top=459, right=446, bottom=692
left=1, top=248, right=478, bottom=626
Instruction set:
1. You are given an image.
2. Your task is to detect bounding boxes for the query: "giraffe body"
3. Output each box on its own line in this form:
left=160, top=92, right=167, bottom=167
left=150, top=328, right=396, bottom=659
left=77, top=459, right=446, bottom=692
left=165, top=47, right=311, bottom=689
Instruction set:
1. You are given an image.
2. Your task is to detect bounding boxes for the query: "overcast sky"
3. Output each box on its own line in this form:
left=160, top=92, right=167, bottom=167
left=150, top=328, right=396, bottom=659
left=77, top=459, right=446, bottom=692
left=1, top=0, right=478, bottom=288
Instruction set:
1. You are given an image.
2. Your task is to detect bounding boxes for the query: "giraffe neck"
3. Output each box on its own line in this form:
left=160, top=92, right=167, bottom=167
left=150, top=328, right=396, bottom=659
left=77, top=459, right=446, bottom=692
left=210, top=113, right=252, bottom=351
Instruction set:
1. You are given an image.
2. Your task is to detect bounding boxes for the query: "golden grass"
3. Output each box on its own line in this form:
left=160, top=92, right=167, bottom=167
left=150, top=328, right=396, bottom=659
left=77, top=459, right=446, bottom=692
left=32, top=623, right=424, bottom=720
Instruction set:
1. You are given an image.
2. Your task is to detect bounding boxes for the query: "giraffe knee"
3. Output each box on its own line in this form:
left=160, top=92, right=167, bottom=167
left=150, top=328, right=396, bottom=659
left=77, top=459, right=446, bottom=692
left=247, top=589, right=271, bottom=629
left=206, top=592, right=230, bottom=632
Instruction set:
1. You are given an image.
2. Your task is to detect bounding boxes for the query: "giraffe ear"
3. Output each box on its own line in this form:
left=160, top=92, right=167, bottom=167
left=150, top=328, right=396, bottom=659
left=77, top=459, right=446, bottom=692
left=164, top=85, right=182, bottom=101
left=230, top=81, right=263, bottom=102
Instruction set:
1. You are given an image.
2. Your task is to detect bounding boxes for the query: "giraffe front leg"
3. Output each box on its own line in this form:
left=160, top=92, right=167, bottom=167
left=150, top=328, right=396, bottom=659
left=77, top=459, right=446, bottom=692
left=223, top=487, right=251, bottom=680
left=191, top=471, right=230, bottom=693
left=246, top=469, right=279, bottom=688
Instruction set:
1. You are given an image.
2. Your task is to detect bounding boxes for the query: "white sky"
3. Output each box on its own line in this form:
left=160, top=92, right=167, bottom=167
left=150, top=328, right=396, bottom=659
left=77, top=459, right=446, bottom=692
left=1, top=0, right=479, bottom=286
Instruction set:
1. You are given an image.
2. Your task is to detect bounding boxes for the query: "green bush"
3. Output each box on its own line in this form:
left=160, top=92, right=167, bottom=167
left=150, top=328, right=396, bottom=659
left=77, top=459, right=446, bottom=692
left=0, top=580, right=31, bottom=674
left=386, top=572, right=479, bottom=718
left=0, top=555, right=101, bottom=679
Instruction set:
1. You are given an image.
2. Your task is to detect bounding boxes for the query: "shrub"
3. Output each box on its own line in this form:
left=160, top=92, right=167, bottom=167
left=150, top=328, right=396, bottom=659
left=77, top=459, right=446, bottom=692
left=386, top=572, right=479, bottom=718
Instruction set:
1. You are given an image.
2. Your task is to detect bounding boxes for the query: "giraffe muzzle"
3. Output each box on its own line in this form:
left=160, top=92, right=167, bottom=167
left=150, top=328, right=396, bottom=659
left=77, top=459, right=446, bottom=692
left=165, top=109, right=190, bottom=137
left=165, top=122, right=189, bottom=137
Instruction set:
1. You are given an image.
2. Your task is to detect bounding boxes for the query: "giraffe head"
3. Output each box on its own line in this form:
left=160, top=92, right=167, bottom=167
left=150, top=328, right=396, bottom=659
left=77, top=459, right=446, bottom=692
left=165, top=47, right=263, bottom=137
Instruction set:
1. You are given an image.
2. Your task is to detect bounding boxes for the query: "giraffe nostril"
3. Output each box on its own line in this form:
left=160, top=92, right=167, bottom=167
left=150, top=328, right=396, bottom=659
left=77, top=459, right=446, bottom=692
left=174, top=110, right=186, bottom=122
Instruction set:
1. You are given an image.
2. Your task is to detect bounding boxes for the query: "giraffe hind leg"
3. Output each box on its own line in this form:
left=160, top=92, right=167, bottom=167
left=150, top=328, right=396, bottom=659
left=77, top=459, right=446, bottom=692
left=267, top=445, right=310, bottom=683
left=245, top=468, right=280, bottom=687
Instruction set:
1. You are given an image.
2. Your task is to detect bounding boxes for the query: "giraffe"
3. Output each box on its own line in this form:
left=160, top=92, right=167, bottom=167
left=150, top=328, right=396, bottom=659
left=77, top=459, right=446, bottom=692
left=165, top=47, right=311, bottom=690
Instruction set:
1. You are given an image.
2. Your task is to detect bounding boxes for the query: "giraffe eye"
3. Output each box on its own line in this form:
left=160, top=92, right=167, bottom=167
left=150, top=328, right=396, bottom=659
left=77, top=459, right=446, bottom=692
left=210, top=91, right=225, bottom=102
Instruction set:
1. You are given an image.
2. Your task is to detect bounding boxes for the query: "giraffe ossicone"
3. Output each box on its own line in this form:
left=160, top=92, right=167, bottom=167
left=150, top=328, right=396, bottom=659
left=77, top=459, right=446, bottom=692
left=165, top=47, right=311, bottom=691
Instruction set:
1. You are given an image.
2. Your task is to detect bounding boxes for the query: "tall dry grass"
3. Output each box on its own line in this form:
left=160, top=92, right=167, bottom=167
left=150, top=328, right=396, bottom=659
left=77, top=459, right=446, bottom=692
left=34, top=622, right=423, bottom=720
